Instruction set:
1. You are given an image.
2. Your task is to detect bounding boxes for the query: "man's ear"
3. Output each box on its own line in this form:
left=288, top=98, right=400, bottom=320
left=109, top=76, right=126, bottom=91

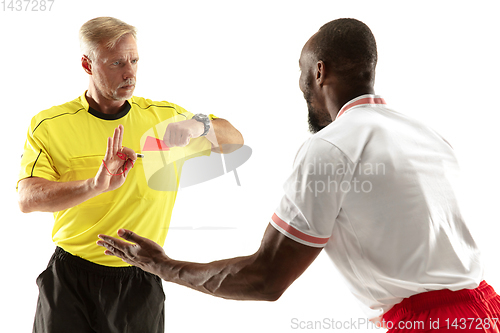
left=316, top=60, right=326, bottom=86
left=82, top=55, right=92, bottom=75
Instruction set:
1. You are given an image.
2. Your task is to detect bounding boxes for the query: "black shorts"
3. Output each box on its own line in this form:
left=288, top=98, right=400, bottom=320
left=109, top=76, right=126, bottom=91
left=33, top=247, right=165, bottom=333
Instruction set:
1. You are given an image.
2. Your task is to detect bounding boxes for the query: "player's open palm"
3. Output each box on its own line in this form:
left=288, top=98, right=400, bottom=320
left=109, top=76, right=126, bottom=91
left=98, top=229, right=169, bottom=277
left=93, top=125, right=137, bottom=193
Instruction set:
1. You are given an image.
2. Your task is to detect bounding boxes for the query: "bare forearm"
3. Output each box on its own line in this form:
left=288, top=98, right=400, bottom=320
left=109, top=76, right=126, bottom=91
left=18, top=125, right=135, bottom=213
left=158, top=225, right=290, bottom=301
left=18, top=177, right=99, bottom=213
left=154, top=225, right=316, bottom=301
left=97, top=225, right=321, bottom=302
left=211, top=118, right=244, bottom=154
left=158, top=255, right=282, bottom=301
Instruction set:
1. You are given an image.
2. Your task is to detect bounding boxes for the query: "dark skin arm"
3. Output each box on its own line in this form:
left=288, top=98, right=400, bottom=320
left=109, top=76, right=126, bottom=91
left=97, top=223, right=322, bottom=301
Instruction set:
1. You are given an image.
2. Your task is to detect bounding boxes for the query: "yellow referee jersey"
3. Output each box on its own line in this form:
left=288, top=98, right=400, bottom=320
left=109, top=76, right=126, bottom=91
left=19, top=92, right=213, bottom=266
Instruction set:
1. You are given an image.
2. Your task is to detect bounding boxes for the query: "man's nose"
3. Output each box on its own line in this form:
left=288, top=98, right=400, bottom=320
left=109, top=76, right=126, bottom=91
left=123, top=61, right=136, bottom=80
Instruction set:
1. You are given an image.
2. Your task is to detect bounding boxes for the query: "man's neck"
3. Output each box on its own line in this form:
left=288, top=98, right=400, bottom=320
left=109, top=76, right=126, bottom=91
left=328, top=86, right=375, bottom=120
left=85, top=90, right=127, bottom=115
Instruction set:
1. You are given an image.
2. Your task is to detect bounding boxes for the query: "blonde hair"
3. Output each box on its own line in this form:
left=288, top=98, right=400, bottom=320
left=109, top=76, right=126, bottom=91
left=79, top=17, right=137, bottom=61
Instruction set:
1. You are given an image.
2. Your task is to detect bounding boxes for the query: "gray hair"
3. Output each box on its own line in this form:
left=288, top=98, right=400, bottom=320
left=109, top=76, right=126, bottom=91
left=79, top=17, right=137, bottom=61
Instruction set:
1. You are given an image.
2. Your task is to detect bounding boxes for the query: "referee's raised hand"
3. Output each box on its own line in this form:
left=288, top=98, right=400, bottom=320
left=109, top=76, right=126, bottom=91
left=93, top=125, right=137, bottom=193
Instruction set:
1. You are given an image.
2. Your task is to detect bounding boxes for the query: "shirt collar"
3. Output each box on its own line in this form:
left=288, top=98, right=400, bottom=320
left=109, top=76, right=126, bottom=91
left=336, top=94, right=386, bottom=120
left=79, top=91, right=132, bottom=120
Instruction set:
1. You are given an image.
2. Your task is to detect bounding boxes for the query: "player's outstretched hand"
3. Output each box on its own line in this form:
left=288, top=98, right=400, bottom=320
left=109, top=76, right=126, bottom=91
left=163, top=118, right=204, bottom=148
left=93, top=125, right=137, bottom=193
left=97, top=229, right=169, bottom=277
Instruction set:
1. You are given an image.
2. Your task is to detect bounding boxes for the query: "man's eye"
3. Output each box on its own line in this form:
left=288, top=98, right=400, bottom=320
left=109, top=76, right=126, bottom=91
left=112, top=61, right=120, bottom=66
left=131, top=59, right=139, bottom=64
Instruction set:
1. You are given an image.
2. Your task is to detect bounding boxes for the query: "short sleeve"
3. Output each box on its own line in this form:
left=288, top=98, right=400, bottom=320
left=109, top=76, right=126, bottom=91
left=18, top=118, right=58, bottom=187
left=271, top=137, right=354, bottom=248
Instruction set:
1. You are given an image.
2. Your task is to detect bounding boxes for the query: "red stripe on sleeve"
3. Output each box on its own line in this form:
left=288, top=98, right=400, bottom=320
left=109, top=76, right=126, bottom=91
left=272, top=213, right=330, bottom=246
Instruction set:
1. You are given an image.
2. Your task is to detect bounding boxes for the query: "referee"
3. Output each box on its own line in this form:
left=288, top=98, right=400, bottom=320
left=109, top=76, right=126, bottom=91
left=17, top=17, right=243, bottom=333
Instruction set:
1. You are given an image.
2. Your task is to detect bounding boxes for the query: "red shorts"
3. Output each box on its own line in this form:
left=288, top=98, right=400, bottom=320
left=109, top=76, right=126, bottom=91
left=382, top=281, right=500, bottom=332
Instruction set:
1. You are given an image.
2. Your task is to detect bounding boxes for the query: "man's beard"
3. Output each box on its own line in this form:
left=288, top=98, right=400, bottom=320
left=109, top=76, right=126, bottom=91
left=304, top=85, right=331, bottom=134
left=112, top=78, right=136, bottom=100
left=95, top=76, right=135, bottom=101
left=308, top=104, right=327, bottom=134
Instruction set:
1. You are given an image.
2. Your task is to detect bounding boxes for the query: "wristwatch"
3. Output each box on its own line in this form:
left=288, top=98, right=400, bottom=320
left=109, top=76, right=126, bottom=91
left=192, top=113, right=211, bottom=136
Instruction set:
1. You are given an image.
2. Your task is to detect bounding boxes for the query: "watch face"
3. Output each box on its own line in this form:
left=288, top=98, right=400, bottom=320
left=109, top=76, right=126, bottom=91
left=194, top=114, right=210, bottom=136
left=195, top=114, right=208, bottom=121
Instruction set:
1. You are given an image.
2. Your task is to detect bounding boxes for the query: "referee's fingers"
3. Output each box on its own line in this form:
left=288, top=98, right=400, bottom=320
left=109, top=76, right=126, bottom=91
left=121, top=146, right=137, bottom=163
left=112, top=126, right=121, bottom=153
left=104, top=137, right=113, bottom=160
left=116, top=124, right=124, bottom=150
left=163, top=127, right=172, bottom=148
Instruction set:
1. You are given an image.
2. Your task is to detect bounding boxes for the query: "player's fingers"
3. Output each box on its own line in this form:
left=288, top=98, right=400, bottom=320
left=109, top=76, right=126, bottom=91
left=97, top=234, right=132, bottom=254
left=103, top=246, right=127, bottom=260
left=117, top=228, right=148, bottom=247
left=97, top=234, right=118, bottom=247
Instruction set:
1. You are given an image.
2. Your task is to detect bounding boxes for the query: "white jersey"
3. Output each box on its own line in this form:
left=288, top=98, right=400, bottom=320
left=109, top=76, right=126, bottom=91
left=271, top=94, right=484, bottom=320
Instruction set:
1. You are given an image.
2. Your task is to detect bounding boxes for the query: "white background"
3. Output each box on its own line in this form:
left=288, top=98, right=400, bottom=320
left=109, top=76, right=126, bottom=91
left=1, top=1, right=499, bottom=332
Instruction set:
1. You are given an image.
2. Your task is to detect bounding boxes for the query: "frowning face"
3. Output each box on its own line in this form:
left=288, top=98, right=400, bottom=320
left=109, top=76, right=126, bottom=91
left=89, top=33, right=139, bottom=101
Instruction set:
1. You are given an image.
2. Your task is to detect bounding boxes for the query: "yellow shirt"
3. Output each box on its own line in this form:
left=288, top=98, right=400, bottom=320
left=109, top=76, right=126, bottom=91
left=19, top=92, right=212, bottom=266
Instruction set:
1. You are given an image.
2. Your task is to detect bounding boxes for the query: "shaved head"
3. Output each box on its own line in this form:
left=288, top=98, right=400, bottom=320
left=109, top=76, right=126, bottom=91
left=311, top=18, right=377, bottom=85
left=299, top=18, right=378, bottom=133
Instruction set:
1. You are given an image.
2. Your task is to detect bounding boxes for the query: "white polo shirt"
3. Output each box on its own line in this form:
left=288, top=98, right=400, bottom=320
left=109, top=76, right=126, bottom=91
left=271, top=94, right=484, bottom=320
